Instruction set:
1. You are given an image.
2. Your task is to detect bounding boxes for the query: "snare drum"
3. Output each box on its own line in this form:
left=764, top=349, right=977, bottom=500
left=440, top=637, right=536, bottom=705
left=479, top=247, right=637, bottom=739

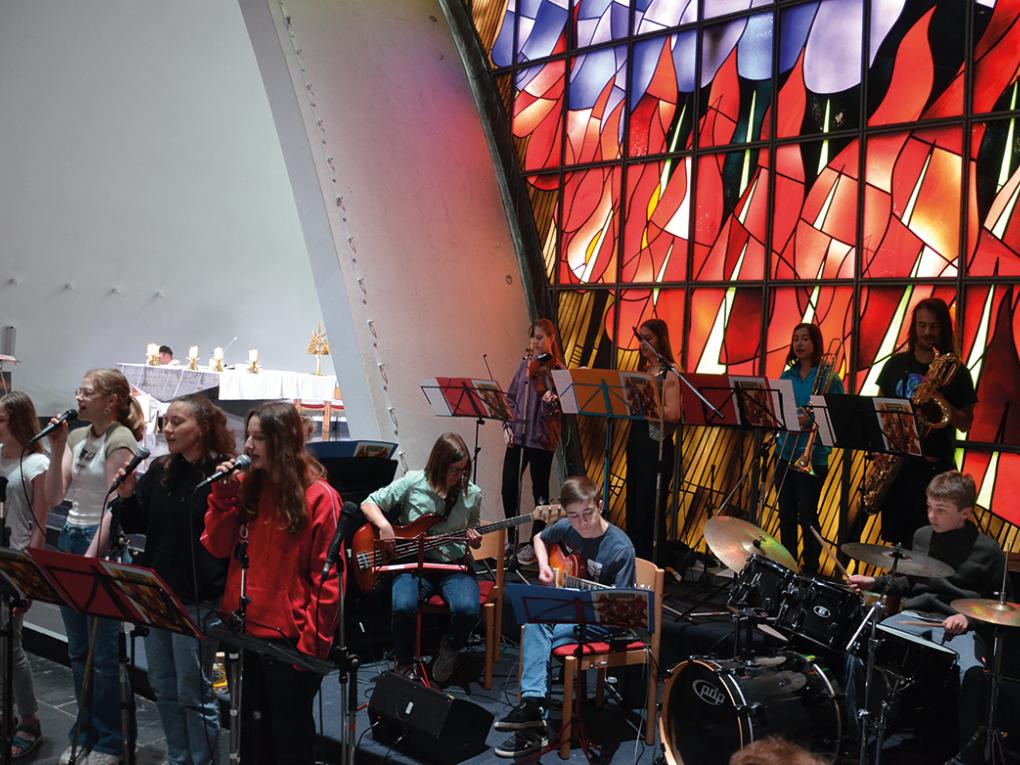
left=776, top=577, right=863, bottom=651
left=727, top=555, right=793, bottom=616
left=659, top=652, right=843, bottom=765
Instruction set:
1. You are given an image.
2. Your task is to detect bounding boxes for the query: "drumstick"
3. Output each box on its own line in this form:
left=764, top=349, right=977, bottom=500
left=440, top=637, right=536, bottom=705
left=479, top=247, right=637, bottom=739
left=895, top=619, right=947, bottom=628
left=810, top=526, right=850, bottom=578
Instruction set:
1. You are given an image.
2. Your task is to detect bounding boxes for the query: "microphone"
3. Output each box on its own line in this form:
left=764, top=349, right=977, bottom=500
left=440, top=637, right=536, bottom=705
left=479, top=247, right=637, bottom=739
left=320, top=501, right=358, bottom=577
left=28, top=409, right=78, bottom=445
left=196, top=454, right=252, bottom=489
left=110, top=447, right=151, bottom=491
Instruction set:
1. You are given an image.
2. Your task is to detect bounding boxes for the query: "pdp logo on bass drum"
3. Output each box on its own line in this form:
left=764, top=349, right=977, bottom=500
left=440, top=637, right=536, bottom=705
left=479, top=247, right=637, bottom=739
left=813, top=605, right=832, bottom=619
left=692, top=679, right=726, bottom=706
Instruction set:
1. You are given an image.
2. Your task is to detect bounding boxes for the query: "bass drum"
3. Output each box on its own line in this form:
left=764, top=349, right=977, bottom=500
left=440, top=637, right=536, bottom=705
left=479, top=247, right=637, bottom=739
left=659, top=652, right=842, bottom=765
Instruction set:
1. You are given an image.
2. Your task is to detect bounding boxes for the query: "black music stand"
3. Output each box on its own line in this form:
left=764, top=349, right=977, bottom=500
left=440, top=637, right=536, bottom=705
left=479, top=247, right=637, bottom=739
left=421, top=376, right=512, bottom=484
left=506, top=583, right=654, bottom=763
left=551, top=368, right=661, bottom=511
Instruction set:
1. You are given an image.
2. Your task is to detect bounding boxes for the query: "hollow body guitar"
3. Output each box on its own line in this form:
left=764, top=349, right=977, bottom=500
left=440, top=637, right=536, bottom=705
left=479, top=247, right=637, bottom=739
left=352, top=504, right=562, bottom=593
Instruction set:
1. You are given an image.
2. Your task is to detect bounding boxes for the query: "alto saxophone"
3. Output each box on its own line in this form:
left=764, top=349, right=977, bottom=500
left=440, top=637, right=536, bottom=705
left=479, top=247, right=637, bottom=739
left=861, top=349, right=960, bottom=514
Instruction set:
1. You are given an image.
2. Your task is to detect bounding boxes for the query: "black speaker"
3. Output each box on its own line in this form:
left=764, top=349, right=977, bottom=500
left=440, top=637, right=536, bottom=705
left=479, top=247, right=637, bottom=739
left=368, top=671, right=493, bottom=763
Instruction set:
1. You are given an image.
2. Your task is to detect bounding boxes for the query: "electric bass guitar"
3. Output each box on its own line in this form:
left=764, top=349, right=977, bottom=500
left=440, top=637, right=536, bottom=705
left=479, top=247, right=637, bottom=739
left=352, top=504, right=563, bottom=593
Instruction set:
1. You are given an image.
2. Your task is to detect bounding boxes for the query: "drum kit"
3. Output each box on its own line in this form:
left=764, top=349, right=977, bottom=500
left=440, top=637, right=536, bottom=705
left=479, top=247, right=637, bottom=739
left=659, top=517, right=1020, bottom=765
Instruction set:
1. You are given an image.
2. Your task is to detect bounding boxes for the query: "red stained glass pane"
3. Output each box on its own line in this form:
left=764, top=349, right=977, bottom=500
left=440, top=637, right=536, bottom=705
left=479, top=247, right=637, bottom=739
left=862, top=127, right=962, bottom=279
left=513, top=61, right=566, bottom=172
left=694, top=152, right=767, bottom=281
left=558, top=168, right=621, bottom=285
left=765, top=287, right=853, bottom=378
left=959, top=451, right=1020, bottom=527
left=687, top=288, right=762, bottom=374
left=960, top=285, right=1020, bottom=448
left=771, top=140, right=857, bottom=280
left=969, top=2, right=1020, bottom=117
left=622, top=160, right=689, bottom=283
left=629, top=33, right=694, bottom=158
left=966, top=120, right=1020, bottom=276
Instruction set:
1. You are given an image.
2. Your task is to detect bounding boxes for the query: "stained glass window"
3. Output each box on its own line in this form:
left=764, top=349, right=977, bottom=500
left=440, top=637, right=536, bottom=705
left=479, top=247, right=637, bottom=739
left=462, top=0, right=1020, bottom=546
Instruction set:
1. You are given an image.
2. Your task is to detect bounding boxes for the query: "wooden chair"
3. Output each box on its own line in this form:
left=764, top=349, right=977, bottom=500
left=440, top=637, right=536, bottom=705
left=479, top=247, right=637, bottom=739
left=419, top=528, right=506, bottom=689
left=518, top=558, right=664, bottom=759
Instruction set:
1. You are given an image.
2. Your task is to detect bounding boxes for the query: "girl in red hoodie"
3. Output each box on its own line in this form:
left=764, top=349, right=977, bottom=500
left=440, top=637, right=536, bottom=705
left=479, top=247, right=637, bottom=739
left=202, top=401, right=341, bottom=765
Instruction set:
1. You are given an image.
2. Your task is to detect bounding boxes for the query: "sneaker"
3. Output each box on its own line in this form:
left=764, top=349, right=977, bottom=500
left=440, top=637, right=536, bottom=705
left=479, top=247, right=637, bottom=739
left=516, top=543, right=537, bottom=565
left=495, top=698, right=546, bottom=731
left=431, top=638, right=460, bottom=684
left=58, top=746, right=90, bottom=765
left=495, top=728, right=549, bottom=758
left=83, top=752, right=121, bottom=765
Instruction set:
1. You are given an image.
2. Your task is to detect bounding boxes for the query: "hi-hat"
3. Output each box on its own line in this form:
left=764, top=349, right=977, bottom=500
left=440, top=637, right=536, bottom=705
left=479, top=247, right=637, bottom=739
left=841, top=542, right=954, bottom=578
left=950, top=598, right=1020, bottom=628
left=703, top=516, right=798, bottom=573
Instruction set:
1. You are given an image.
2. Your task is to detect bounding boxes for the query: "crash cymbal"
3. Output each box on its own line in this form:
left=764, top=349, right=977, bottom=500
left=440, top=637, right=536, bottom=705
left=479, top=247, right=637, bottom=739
left=950, top=598, right=1020, bottom=628
left=703, top=516, right=799, bottom=573
left=840, top=542, right=955, bottom=578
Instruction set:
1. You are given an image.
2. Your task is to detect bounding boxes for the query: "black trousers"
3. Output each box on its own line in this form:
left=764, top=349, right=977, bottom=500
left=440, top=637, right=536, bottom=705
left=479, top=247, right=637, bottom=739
left=240, top=650, right=324, bottom=765
left=775, top=459, right=828, bottom=577
left=625, top=421, right=675, bottom=562
left=501, top=445, right=554, bottom=546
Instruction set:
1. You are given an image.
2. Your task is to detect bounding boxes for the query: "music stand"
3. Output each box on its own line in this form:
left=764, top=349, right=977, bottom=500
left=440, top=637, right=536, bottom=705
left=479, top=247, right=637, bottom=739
left=421, top=376, right=512, bottom=483
left=551, top=368, right=662, bottom=508
left=506, top=583, right=654, bottom=762
left=0, top=549, right=202, bottom=765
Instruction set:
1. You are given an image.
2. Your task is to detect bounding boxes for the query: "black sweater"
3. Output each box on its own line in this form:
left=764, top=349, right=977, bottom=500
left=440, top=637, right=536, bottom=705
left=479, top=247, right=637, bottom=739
left=112, top=455, right=228, bottom=605
left=878, top=523, right=1005, bottom=616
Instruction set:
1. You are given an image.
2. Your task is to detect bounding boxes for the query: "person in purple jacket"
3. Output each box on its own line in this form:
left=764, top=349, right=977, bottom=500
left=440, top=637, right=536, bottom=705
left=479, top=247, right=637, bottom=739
left=501, top=319, right=564, bottom=564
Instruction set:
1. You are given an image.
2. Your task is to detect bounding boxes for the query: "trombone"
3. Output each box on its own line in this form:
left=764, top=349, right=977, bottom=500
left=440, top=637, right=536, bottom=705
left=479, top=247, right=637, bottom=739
left=790, top=338, right=843, bottom=475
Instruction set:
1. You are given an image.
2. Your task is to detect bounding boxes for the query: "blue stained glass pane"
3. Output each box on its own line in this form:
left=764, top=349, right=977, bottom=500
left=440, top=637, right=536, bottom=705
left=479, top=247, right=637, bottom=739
left=736, top=12, right=773, bottom=81
left=702, top=19, right=747, bottom=88
left=632, top=36, right=666, bottom=111
left=519, top=0, right=568, bottom=63
left=670, top=29, right=699, bottom=92
left=492, top=1, right=516, bottom=68
left=571, top=47, right=623, bottom=110
left=779, top=1, right=819, bottom=74
left=637, top=0, right=697, bottom=34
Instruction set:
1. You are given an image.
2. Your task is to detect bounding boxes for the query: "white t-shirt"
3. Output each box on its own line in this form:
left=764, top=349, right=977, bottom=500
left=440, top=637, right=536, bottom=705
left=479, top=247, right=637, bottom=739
left=0, top=449, right=50, bottom=551
left=66, top=424, right=138, bottom=527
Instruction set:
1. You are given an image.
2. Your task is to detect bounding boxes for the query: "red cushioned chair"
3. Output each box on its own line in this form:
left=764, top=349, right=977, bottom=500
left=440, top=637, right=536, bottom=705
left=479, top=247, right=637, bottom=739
left=417, top=528, right=506, bottom=689
left=518, top=558, right=664, bottom=759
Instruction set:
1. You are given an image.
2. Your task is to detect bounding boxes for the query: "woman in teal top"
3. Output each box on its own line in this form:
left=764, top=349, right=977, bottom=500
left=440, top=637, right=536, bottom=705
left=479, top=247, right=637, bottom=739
left=775, top=323, right=844, bottom=576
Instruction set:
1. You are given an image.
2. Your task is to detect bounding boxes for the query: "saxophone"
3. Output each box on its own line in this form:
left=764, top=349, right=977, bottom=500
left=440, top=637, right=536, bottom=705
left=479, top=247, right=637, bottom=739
left=861, top=349, right=960, bottom=514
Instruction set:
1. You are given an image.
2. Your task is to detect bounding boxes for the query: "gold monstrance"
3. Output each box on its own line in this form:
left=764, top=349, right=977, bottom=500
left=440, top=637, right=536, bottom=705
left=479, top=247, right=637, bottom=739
left=307, top=325, right=330, bottom=376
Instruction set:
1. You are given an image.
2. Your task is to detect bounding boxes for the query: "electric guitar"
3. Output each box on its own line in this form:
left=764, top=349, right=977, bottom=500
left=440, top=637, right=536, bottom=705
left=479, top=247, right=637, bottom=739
left=352, top=504, right=563, bottom=593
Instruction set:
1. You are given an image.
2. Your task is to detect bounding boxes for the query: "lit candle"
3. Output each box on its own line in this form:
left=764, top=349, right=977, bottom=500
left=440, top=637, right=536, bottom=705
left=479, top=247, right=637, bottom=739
left=147, top=343, right=159, bottom=356
left=248, top=349, right=259, bottom=364
left=214, top=347, right=224, bottom=360
left=188, top=345, right=198, bottom=359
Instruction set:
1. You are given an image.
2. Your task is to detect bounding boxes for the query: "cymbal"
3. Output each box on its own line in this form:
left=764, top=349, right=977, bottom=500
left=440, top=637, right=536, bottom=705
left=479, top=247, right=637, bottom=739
left=951, top=598, right=1020, bottom=628
left=840, top=542, right=955, bottom=578
left=703, top=516, right=799, bottom=573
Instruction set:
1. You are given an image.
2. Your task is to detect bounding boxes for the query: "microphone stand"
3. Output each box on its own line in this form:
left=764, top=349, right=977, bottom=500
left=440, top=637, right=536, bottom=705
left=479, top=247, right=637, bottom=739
left=631, top=328, right=724, bottom=566
left=330, top=550, right=358, bottom=765
left=227, top=529, right=250, bottom=765
left=104, top=505, right=139, bottom=765
left=507, top=349, right=534, bottom=570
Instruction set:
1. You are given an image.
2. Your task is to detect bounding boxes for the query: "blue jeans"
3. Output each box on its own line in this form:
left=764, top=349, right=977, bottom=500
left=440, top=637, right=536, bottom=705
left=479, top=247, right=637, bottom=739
left=520, top=623, right=580, bottom=701
left=145, top=605, right=221, bottom=765
left=57, top=524, right=124, bottom=756
left=391, top=572, right=479, bottom=665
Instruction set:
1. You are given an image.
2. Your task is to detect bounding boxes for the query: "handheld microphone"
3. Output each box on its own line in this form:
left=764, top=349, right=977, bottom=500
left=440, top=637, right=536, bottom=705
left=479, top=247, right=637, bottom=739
left=320, top=501, right=358, bottom=577
left=28, top=409, right=78, bottom=445
left=110, top=447, right=151, bottom=491
left=196, top=454, right=252, bottom=489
